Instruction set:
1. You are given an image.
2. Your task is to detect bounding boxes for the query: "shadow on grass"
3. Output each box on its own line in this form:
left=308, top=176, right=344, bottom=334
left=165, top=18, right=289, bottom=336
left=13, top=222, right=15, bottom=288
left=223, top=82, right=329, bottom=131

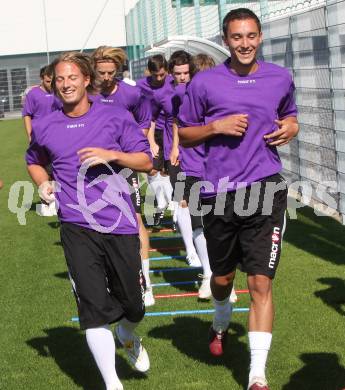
left=48, top=221, right=60, bottom=229
left=26, top=327, right=102, bottom=390
left=314, top=277, right=345, bottom=317
left=54, top=271, right=69, bottom=279
left=26, top=327, right=147, bottom=389
left=155, top=268, right=201, bottom=292
left=285, top=207, right=345, bottom=266
left=282, top=352, right=345, bottom=389
left=148, top=317, right=249, bottom=388
left=149, top=245, right=185, bottom=261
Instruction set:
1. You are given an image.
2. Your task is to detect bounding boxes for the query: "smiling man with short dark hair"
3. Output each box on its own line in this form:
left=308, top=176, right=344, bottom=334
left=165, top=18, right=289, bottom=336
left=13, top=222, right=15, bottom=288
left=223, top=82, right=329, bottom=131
left=179, top=8, right=299, bottom=390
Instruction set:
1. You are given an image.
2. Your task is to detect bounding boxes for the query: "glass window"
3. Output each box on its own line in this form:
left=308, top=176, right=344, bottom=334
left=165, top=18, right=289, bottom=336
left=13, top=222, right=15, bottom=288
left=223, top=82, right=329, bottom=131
left=0, top=69, right=10, bottom=112
left=11, top=68, right=27, bottom=110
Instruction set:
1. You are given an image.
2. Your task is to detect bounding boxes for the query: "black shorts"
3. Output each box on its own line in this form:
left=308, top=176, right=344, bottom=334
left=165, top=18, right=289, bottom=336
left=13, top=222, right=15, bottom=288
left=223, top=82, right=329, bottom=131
left=201, top=174, right=287, bottom=279
left=127, top=171, right=141, bottom=214
left=184, top=175, right=203, bottom=230
left=184, top=176, right=201, bottom=204
left=152, top=130, right=164, bottom=171
left=60, top=223, right=145, bottom=330
left=165, top=161, right=183, bottom=201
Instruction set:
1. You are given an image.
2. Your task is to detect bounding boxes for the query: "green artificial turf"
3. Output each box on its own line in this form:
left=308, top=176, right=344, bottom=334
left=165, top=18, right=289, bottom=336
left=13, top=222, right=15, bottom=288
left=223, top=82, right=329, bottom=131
left=0, top=119, right=344, bottom=389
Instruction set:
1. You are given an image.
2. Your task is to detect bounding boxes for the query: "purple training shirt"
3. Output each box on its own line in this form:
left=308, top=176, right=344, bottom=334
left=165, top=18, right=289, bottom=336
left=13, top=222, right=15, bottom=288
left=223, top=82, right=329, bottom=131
left=90, top=80, right=151, bottom=131
left=26, top=103, right=151, bottom=234
left=180, top=142, right=205, bottom=178
left=136, top=75, right=173, bottom=132
left=153, top=79, right=186, bottom=161
left=22, top=86, right=61, bottom=119
left=178, top=60, right=297, bottom=196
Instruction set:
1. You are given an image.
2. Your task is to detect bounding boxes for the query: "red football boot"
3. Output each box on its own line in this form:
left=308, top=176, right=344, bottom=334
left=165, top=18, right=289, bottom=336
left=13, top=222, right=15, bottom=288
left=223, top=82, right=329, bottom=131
left=208, top=326, right=228, bottom=356
left=248, top=377, right=270, bottom=390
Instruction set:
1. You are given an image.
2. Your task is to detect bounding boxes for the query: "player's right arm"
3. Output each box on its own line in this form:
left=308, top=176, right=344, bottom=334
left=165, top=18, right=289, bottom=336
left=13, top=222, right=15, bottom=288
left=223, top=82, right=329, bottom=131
left=147, top=93, right=163, bottom=157
left=27, top=164, right=49, bottom=187
left=178, top=78, right=248, bottom=147
left=179, top=115, right=248, bottom=147
left=22, top=89, right=35, bottom=142
left=26, top=130, right=54, bottom=202
left=146, top=121, right=159, bottom=157
left=23, top=116, right=33, bottom=142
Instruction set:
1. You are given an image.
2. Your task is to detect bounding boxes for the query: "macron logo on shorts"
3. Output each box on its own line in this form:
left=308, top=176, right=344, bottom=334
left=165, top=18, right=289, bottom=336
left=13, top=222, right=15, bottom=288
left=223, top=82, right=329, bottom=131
left=268, top=227, right=280, bottom=269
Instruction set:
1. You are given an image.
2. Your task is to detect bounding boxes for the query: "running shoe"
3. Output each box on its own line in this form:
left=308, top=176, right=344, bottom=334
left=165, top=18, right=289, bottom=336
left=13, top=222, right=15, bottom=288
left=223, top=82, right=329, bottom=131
left=48, top=199, right=58, bottom=216
left=208, top=326, right=228, bottom=356
left=36, top=203, right=56, bottom=217
left=186, top=252, right=202, bottom=267
left=248, top=377, right=269, bottom=390
left=115, top=326, right=150, bottom=373
left=230, top=285, right=238, bottom=303
left=153, top=211, right=164, bottom=226
left=198, top=275, right=212, bottom=299
left=144, top=287, right=155, bottom=307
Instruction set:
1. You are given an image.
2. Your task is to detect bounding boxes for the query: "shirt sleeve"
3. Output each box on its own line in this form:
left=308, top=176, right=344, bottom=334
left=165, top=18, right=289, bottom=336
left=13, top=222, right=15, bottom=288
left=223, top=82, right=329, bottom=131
left=178, top=77, right=207, bottom=127
left=278, top=75, right=298, bottom=119
left=146, top=90, right=162, bottom=122
left=119, top=115, right=152, bottom=158
left=25, top=128, right=50, bottom=166
left=131, top=91, right=152, bottom=131
left=52, top=95, right=63, bottom=111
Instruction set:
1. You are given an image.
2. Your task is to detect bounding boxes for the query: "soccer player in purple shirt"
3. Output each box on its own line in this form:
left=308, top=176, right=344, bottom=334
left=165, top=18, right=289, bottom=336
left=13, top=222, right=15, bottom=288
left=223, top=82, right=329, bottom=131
left=90, top=46, right=155, bottom=307
left=22, top=64, right=60, bottom=141
left=136, top=55, right=174, bottom=226
left=153, top=51, right=203, bottom=269
left=179, top=52, right=237, bottom=300
left=26, top=52, right=152, bottom=390
left=179, top=9, right=299, bottom=390
left=22, top=64, right=62, bottom=217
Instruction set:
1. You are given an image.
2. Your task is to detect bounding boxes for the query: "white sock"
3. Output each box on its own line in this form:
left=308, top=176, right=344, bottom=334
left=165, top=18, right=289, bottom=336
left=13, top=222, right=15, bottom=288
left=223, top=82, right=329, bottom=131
left=193, top=228, right=212, bottom=277
left=156, top=176, right=168, bottom=210
left=172, top=201, right=178, bottom=222
left=212, top=297, right=232, bottom=332
left=86, top=326, right=121, bottom=390
left=142, top=258, right=151, bottom=289
left=248, top=331, right=272, bottom=381
left=161, top=174, right=173, bottom=204
left=148, top=173, right=168, bottom=210
left=117, top=318, right=139, bottom=342
left=176, top=206, right=196, bottom=257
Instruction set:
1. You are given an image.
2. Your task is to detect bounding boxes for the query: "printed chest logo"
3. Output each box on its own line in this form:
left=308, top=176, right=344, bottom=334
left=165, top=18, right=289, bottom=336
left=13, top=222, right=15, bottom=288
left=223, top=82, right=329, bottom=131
left=101, top=98, right=114, bottom=103
left=237, top=80, right=256, bottom=85
left=67, top=123, right=85, bottom=129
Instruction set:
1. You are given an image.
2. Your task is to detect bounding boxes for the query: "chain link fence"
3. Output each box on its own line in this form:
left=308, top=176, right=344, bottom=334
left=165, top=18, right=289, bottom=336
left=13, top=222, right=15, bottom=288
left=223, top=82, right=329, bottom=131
left=126, top=0, right=345, bottom=222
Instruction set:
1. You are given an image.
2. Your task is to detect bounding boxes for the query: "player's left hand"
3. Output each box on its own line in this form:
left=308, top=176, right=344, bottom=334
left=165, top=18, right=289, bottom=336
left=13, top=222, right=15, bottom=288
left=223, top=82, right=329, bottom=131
left=77, top=147, right=117, bottom=167
left=264, top=117, right=299, bottom=146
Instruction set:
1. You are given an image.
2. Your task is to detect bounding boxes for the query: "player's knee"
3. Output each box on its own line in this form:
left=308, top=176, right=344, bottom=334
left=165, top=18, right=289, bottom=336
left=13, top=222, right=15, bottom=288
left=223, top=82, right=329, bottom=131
left=248, top=275, right=272, bottom=301
left=123, top=302, right=145, bottom=323
left=212, top=272, right=235, bottom=287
